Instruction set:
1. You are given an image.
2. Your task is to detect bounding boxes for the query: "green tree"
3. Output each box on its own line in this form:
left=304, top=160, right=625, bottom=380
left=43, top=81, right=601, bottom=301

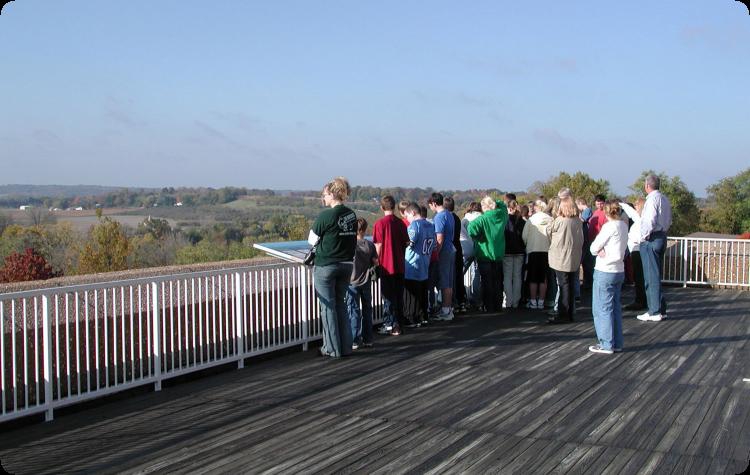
left=0, top=223, right=80, bottom=276
left=0, top=212, right=12, bottom=235
left=175, top=240, right=226, bottom=265
left=138, top=217, right=172, bottom=240
left=26, top=207, right=57, bottom=226
left=629, top=171, right=700, bottom=237
left=227, top=241, right=259, bottom=260
left=530, top=171, right=611, bottom=204
left=701, top=168, right=750, bottom=235
left=129, top=234, right=181, bottom=268
left=286, top=215, right=310, bottom=241
left=78, top=217, right=131, bottom=274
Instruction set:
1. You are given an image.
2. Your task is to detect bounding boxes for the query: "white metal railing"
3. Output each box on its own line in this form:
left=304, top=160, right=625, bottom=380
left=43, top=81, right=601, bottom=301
left=2, top=236, right=746, bottom=423
left=0, top=262, right=382, bottom=423
left=663, top=236, right=750, bottom=288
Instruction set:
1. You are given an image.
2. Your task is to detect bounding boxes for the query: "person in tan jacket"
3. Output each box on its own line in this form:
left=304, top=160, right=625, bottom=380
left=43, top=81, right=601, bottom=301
left=521, top=200, right=552, bottom=309
left=546, top=198, right=584, bottom=323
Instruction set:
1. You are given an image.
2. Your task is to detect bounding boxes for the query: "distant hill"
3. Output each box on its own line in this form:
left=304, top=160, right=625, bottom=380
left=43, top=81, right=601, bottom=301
left=0, top=184, right=136, bottom=198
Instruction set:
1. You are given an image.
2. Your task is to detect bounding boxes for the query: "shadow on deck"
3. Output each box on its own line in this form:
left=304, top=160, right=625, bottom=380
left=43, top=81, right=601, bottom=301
left=1, top=287, right=749, bottom=474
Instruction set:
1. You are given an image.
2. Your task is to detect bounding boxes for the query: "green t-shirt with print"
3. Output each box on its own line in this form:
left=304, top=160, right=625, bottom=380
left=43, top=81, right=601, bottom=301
left=312, top=205, right=357, bottom=266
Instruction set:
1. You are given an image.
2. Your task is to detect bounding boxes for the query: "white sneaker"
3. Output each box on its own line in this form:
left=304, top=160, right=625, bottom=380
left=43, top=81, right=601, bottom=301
left=434, top=311, right=454, bottom=322
left=377, top=325, right=394, bottom=334
left=589, top=344, right=614, bottom=355
left=637, top=312, right=664, bottom=322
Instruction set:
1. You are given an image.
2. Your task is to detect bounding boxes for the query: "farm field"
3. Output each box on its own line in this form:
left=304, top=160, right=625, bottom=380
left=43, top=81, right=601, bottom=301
left=1, top=207, right=178, bottom=233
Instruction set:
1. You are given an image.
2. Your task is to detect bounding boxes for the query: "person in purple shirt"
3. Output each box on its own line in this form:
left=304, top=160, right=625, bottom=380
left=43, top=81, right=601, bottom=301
left=637, top=175, right=672, bottom=322
left=428, top=193, right=456, bottom=321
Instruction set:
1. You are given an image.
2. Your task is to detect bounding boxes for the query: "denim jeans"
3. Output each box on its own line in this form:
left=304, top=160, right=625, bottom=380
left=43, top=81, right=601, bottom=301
left=346, top=282, right=373, bottom=345
left=314, top=262, right=354, bottom=357
left=592, top=270, right=624, bottom=350
left=639, top=232, right=667, bottom=315
left=502, top=254, right=524, bottom=308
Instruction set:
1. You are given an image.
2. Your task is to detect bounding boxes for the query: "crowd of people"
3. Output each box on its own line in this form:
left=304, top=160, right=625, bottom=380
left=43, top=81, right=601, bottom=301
left=308, top=175, right=672, bottom=358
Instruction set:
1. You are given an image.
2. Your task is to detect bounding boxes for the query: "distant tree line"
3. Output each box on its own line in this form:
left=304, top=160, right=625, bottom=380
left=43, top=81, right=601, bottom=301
left=1, top=168, right=748, bottom=283
left=0, top=186, right=278, bottom=209
left=0, top=211, right=313, bottom=283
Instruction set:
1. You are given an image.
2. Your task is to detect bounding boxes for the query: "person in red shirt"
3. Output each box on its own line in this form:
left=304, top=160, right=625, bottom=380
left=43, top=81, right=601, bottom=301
left=588, top=194, right=608, bottom=242
left=588, top=195, right=608, bottom=273
left=373, top=195, right=409, bottom=335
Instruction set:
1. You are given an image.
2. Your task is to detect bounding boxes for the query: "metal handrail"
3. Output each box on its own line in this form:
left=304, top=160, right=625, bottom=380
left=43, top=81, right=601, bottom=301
left=1, top=235, right=747, bottom=424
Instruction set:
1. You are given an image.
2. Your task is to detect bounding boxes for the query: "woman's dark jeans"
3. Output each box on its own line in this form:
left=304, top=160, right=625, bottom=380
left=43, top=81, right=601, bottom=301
left=554, top=270, right=577, bottom=321
left=314, top=262, right=354, bottom=356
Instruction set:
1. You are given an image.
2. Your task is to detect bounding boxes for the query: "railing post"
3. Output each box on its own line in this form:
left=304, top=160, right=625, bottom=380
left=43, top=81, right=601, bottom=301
left=41, top=294, right=54, bottom=422
left=300, top=266, right=309, bottom=351
left=682, top=238, right=688, bottom=288
left=234, top=272, right=244, bottom=369
left=151, top=282, right=161, bottom=391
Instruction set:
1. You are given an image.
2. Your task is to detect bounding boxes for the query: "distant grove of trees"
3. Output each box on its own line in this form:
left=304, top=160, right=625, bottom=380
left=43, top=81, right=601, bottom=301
left=1, top=168, right=748, bottom=284
left=0, top=186, right=278, bottom=209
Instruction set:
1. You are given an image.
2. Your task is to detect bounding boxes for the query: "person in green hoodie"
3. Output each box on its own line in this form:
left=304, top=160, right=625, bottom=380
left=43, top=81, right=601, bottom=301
left=467, top=196, right=509, bottom=312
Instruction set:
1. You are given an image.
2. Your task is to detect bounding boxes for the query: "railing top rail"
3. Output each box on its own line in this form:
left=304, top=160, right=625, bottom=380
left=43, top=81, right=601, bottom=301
left=668, top=236, right=749, bottom=243
left=0, top=261, right=298, bottom=300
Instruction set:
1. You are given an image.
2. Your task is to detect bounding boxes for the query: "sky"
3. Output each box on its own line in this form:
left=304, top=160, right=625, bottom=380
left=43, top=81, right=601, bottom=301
left=1, top=1, right=748, bottom=196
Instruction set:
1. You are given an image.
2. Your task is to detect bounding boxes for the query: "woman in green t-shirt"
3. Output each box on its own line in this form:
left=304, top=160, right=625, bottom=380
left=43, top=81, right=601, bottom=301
left=308, top=177, right=357, bottom=357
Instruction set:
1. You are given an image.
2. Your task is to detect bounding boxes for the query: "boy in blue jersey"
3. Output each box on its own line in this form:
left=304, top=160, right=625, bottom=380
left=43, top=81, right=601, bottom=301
left=403, top=203, right=436, bottom=326
left=428, top=192, right=456, bottom=321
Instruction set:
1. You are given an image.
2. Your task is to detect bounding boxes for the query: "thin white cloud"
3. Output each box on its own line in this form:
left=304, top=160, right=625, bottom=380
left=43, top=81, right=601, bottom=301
left=104, top=96, right=147, bottom=128
left=193, top=120, right=241, bottom=147
left=533, top=128, right=609, bottom=156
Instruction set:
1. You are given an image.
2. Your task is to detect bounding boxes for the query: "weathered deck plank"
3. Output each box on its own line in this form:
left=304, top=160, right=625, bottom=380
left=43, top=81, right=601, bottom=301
left=0, top=287, right=748, bottom=474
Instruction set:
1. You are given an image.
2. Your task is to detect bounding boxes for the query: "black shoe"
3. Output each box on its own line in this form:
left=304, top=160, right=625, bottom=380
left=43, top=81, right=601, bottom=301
left=624, top=302, right=647, bottom=311
left=547, top=316, right=572, bottom=324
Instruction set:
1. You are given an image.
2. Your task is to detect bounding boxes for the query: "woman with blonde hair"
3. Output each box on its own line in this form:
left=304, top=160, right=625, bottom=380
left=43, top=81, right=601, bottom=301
left=546, top=198, right=584, bottom=323
left=588, top=200, right=628, bottom=354
left=308, top=177, right=358, bottom=357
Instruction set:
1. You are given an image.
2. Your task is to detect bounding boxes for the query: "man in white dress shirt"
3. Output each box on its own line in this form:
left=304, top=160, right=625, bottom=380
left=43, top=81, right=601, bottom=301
left=637, top=175, right=672, bottom=322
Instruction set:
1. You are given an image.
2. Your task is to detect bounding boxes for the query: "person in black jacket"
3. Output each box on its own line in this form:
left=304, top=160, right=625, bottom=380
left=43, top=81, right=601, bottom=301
left=444, top=197, right=467, bottom=313
left=503, top=200, right=526, bottom=309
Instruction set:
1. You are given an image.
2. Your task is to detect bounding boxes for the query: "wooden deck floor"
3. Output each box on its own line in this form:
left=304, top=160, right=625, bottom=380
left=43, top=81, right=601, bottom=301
left=1, top=287, right=749, bottom=474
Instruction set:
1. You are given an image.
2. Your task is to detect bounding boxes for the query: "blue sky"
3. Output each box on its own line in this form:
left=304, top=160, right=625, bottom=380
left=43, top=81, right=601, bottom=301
left=1, top=1, right=748, bottom=196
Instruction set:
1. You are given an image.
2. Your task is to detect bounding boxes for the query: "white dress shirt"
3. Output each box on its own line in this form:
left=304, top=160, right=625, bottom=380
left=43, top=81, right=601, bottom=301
left=640, top=190, right=672, bottom=240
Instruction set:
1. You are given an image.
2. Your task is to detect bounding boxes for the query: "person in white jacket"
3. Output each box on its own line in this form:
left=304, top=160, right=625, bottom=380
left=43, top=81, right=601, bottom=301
left=521, top=200, right=552, bottom=309
left=620, top=198, right=647, bottom=310
left=588, top=201, right=629, bottom=355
